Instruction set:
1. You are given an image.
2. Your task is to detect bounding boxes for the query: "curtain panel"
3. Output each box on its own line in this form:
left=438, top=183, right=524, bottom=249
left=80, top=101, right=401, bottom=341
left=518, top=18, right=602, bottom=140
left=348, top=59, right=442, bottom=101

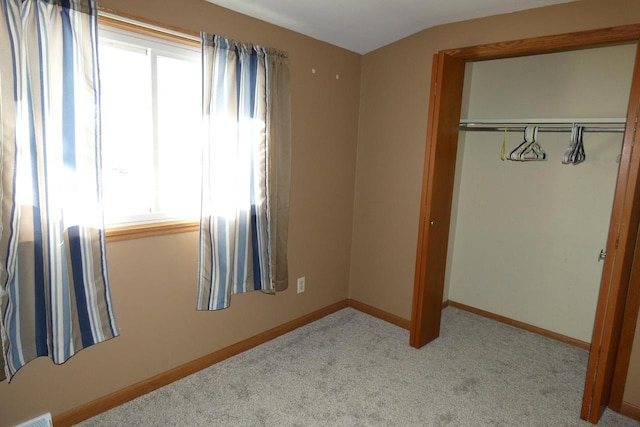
left=197, top=34, right=291, bottom=310
left=0, top=0, right=118, bottom=381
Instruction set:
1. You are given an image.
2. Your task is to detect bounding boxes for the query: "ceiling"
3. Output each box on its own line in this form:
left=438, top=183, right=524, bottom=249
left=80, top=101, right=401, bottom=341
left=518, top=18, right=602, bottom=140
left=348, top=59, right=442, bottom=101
left=204, top=0, right=575, bottom=54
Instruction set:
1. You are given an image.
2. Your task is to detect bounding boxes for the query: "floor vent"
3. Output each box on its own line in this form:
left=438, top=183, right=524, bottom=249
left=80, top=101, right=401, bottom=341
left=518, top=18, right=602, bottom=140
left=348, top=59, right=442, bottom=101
left=14, top=413, right=52, bottom=427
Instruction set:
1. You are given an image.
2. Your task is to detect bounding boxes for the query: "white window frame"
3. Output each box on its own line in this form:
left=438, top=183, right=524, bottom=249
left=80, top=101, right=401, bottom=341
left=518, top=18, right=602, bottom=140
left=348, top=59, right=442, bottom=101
left=98, top=16, right=202, bottom=237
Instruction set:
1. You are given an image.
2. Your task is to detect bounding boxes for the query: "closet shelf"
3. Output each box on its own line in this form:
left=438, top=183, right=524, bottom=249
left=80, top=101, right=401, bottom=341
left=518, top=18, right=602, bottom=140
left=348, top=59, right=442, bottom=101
left=459, top=118, right=627, bottom=133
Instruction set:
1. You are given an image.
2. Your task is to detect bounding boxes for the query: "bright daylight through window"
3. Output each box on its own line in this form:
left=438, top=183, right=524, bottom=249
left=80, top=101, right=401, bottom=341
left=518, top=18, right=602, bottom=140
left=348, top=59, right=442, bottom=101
left=98, top=25, right=201, bottom=226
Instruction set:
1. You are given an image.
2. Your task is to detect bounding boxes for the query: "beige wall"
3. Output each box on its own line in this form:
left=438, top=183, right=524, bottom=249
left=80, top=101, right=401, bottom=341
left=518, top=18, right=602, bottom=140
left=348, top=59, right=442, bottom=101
left=349, top=0, right=640, bottom=322
left=0, top=1, right=361, bottom=426
left=448, top=45, right=635, bottom=343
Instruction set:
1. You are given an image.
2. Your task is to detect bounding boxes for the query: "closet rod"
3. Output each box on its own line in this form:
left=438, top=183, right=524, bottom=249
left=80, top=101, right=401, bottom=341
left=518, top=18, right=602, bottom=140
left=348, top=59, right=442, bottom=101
left=459, top=118, right=626, bottom=133
left=459, top=125, right=625, bottom=133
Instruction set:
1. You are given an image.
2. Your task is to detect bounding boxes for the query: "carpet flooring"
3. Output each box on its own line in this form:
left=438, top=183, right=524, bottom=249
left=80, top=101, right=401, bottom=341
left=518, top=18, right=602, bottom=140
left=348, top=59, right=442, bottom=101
left=78, top=307, right=640, bottom=426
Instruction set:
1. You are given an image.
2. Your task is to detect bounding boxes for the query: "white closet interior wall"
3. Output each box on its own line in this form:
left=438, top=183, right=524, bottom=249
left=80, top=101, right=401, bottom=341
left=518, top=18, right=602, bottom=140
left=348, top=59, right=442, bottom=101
left=445, top=43, right=638, bottom=343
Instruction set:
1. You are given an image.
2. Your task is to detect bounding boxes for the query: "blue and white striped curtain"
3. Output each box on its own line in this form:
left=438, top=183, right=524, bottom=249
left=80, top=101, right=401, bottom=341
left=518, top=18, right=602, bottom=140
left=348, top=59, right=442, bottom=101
left=197, top=34, right=291, bottom=310
left=0, top=0, right=118, bottom=381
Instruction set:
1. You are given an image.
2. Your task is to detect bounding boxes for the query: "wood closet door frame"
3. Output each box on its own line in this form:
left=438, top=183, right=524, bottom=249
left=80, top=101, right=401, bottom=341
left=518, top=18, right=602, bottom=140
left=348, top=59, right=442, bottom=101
left=409, top=24, right=640, bottom=424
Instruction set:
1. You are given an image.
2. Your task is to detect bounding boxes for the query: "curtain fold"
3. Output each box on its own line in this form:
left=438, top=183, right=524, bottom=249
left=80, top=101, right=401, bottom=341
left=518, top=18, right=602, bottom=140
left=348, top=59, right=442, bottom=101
left=265, top=49, right=291, bottom=292
left=0, top=0, right=118, bottom=382
left=197, top=34, right=291, bottom=310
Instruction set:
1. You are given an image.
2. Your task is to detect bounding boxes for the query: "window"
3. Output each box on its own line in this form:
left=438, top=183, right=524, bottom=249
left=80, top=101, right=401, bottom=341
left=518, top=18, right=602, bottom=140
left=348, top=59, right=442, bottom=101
left=98, top=24, right=201, bottom=227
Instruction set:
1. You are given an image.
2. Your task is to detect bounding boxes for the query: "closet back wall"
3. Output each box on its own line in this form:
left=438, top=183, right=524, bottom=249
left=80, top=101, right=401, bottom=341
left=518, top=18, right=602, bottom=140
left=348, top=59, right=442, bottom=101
left=446, top=44, right=637, bottom=342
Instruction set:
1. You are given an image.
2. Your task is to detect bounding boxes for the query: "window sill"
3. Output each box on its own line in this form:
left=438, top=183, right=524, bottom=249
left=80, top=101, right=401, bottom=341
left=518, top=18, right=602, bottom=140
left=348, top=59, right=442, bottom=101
left=106, top=220, right=199, bottom=242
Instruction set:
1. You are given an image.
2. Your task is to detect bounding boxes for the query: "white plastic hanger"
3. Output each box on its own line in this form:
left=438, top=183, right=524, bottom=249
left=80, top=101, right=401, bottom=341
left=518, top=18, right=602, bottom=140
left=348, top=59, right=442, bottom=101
left=562, top=124, right=586, bottom=165
left=507, top=126, right=547, bottom=161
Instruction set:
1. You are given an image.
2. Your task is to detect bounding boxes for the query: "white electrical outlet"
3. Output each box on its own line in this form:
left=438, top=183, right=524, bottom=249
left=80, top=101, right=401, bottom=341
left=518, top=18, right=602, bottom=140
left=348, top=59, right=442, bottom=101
left=297, top=277, right=306, bottom=293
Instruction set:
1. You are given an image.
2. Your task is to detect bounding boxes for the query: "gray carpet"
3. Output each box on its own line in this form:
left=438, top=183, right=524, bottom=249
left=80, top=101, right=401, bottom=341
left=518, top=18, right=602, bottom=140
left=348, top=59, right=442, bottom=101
left=78, top=307, right=640, bottom=426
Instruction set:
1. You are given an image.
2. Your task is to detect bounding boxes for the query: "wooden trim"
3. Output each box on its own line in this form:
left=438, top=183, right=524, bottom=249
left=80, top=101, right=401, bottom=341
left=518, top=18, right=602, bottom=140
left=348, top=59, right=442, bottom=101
left=610, top=216, right=640, bottom=410
left=619, top=402, right=640, bottom=421
left=410, top=53, right=441, bottom=347
left=106, top=220, right=199, bottom=242
left=347, top=299, right=411, bottom=330
left=53, top=300, right=348, bottom=426
left=346, top=298, right=451, bottom=331
left=98, top=7, right=200, bottom=47
left=608, top=46, right=640, bottom=409
left=444, top=24, right=640, bottom=61
left=410, top=52, right=466, bottom=349
left=448, top=301, right=591, bottom=351
left=581, top=41, right=640, bottom=423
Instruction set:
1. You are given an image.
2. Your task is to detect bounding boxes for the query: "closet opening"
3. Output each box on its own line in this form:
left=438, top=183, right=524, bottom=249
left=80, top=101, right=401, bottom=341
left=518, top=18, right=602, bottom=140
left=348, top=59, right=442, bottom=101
left=410, top=24, right=640, bottom=424
left=450, top=44, right=634, bottom=347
